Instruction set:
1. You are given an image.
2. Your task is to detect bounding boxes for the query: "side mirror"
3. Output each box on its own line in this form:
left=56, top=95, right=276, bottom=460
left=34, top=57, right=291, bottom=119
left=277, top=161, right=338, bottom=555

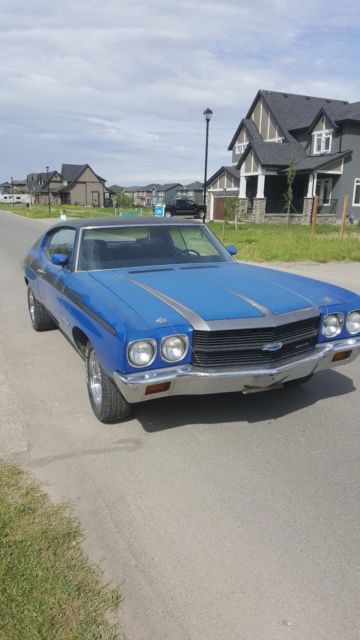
left=226, top=244, right=237, bottom=256
left=51, top=253, right=68, bottom=267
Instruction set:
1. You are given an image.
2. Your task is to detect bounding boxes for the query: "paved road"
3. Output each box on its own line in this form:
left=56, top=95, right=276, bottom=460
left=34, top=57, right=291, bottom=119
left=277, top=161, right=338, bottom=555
left=1, top=209, right=360, bottom=640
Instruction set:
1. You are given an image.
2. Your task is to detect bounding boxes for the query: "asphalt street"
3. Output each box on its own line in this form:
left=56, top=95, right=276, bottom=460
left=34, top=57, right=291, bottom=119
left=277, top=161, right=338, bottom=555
left=1, top=209, right=360, bottom=640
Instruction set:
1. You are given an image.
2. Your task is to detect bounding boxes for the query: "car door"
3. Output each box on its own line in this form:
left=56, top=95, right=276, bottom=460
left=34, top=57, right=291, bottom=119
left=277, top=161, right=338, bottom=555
left=176, top=200, right=189, bottom=216
left=38, top=227, right=76, bottom=323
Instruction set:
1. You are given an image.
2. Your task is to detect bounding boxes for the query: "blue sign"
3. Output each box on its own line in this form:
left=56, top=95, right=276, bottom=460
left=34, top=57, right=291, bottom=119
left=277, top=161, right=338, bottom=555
left=153, top=204, right=165, bottom=217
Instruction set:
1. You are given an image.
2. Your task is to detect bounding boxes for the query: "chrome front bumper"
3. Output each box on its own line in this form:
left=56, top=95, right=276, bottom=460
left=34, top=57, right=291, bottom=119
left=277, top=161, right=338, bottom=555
left=113, top=337, right=360, bottom=404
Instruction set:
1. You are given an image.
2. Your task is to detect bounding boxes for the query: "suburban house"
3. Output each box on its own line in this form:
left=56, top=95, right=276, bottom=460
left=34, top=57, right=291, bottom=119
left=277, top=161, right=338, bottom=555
left=178, top=181, right=204, bottom=204
left=27, top=164, right=112, bottom=207
left=207, top=89, right=360, bottom=222
left=123, top=182, right=187, bottom=206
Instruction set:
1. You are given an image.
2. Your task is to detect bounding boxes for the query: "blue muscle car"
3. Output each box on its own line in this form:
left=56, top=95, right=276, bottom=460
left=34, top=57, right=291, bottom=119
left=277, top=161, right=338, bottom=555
left=22, top=217, right=360, bottom=423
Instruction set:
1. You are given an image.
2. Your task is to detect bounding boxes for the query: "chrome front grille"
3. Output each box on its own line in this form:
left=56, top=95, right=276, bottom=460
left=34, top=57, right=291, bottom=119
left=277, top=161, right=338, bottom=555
left=191, top=316, right=320, bottom=367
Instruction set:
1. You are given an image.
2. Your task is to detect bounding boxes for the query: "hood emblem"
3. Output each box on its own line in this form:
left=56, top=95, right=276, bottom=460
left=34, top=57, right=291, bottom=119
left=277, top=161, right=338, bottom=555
left=262, top=341, right=283, bottom=352
left=156, top=317, right=168, bottom=324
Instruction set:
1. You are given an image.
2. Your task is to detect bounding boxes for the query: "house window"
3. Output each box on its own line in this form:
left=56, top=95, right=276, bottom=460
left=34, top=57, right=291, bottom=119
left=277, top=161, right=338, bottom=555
left=312, top=130, right=332, bottom=154
left=235, top=142, right=248, bottom=155
left=353, top=178, right=360, bottom=206
left=265, top=137, right=283, bottom=143
left=316, top=178, right=332, bottom=205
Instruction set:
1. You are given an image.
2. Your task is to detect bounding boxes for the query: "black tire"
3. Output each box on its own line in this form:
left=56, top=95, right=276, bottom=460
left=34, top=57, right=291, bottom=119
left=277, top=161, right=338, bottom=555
left=85, top=344, right=132, bottom=423
left=27, top=286, right=56, bottom=331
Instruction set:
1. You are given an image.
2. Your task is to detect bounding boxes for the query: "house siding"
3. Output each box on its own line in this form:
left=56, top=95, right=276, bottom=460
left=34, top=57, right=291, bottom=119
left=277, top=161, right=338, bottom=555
left=68, top=167, right=105, bottom=206
left=338, top=124, right=360, bottom=217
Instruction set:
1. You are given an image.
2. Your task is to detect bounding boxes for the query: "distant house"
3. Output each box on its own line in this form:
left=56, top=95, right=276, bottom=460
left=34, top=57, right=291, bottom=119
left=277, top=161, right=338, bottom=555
left=27, top=164, right=112, bottom=207
left=178, top=181, right=204, bottom=204
left=207, top=89, right=360, bottom=222
left=60, top=164, right=112, bottom=206
left=206, top=167, right=240, bottom=220
left=27, top=171, right=64, bottom=206
left=122, top=183, right=183, bottom=206
left=0, top=181, right=12, bottom=194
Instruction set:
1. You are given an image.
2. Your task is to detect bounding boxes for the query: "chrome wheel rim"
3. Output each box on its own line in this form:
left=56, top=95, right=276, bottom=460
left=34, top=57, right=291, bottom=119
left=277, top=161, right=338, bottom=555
left=88, top=350, right=102, bottom=407
left=28, top=290, right=35, bottom=322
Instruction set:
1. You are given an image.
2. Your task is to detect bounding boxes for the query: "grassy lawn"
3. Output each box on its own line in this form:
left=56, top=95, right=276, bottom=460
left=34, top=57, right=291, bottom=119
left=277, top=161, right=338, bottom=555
left=0, top=463, right=120, bottom=640
left=209, top=222, right=360, bottom=263
left=2, top=205, right=360, bottom=262
left=0, top=204, right=152, bottom=219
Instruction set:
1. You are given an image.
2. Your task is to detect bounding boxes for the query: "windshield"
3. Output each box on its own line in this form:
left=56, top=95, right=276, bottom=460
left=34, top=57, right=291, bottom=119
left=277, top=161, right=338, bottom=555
left=77, top=224, right=230, bottom=271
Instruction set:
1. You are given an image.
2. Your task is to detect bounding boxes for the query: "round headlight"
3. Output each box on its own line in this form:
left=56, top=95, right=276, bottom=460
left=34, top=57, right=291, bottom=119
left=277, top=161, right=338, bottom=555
left=346, top=310, right=360, bottom=335
left=161, top=335, right=188, bottom=362
left=128, top=340, right=156, bottom=367
left=321, top=313, right=344, bottom=338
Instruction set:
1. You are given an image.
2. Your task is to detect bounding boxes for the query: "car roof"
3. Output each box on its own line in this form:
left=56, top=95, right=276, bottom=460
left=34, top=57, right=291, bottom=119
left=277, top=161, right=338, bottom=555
left=49, top=216, right=203, bottom=230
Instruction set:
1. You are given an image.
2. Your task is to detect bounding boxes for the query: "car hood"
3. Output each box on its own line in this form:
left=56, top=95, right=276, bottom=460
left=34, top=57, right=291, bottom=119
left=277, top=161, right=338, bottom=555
left=87, top=262, right=354, bottom=328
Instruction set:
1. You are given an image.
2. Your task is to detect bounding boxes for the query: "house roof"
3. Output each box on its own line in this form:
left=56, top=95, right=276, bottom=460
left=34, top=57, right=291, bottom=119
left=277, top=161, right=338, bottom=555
left=160, top=183, right=182, bottom=191
left=206, top=165, right=239, bottom=186
left=335, top=101, right=360, bottom=123
left=183, top=181, right=203, bottom=190
left=61, top=164, right=106, bottom=185
left=61, top=164, right=87, bottom=182
left=285, top=150, right=352, bottom=173
left=260, top=90, right=349, bottom=132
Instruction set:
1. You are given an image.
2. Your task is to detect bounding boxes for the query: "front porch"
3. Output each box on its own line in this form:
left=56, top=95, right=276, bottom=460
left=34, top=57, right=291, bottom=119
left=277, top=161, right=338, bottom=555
left=237, top=171, right=339, bottom=224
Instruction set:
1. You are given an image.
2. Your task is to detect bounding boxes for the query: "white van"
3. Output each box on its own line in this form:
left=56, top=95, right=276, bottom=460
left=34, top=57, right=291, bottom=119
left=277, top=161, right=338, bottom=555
left=0, top=193, right=31, bottom=205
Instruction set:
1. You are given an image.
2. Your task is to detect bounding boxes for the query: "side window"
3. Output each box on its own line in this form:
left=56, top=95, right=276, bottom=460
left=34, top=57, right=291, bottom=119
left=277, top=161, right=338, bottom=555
left=44, top=228, right=76, bottom=264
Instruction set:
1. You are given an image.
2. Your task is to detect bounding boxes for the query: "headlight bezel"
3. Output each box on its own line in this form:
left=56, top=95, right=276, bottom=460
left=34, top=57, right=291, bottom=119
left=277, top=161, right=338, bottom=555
left=321, top=312, right=345, bottom=339
left=346, top=309, right=360, bottom=335
left=160, top=334, right=189, bottom=362
left=127, top=339, right=157, bottom=368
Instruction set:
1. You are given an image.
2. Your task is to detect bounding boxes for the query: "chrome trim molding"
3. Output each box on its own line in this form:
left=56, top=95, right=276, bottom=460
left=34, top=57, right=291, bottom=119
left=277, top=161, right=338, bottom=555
left=128, top=279, right=210, bottom=330
left=226, top=290, right=271, bottom=316
left=206, top=306, right=320, bottom=331
left=113, top=336, right=360, bottom=403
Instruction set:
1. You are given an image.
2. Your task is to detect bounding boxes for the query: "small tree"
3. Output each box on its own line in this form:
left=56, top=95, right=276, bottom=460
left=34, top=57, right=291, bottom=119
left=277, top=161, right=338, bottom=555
left=283, top=158, right=296, bottom=214
left=222, top=196, right=239, bottom=237
left=116, top=192, right=135, bottom=208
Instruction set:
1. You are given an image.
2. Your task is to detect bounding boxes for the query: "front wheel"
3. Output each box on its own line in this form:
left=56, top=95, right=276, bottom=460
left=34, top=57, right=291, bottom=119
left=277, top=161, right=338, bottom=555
left=85, top=344, right=132, bottom=423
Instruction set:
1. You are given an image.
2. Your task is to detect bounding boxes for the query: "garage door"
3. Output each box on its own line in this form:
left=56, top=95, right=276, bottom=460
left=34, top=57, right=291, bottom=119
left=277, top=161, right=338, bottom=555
left=213, top=197, right=226, bottom=220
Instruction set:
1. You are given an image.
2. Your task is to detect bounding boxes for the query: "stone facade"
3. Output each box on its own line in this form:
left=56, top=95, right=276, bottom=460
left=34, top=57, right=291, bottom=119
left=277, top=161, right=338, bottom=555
left=253, top=198, right=266, bottom=223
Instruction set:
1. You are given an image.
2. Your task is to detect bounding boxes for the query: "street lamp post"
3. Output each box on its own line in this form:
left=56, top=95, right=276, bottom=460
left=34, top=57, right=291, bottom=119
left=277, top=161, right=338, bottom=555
left=202, top=107, right=213, bottom=223
left=46, top=166, right=51, bottom=215
left=11, top=176, right=14, bottom=206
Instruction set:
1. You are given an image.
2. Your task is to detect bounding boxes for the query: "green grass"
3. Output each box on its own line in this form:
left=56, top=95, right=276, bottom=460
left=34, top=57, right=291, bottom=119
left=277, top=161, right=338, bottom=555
left=0, top=463, right=120, bottom=640
left=1, top=204, right=153, bottom=219
left=2, top=205, right=360, bottom=262
left=209, top=222, right=360, bottom=263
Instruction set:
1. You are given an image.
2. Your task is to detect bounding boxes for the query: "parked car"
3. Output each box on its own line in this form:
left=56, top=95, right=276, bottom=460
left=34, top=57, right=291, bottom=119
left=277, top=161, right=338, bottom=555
left=165, top=199, right=205, bottom=218
left=23, top=217, right=360, bottom=423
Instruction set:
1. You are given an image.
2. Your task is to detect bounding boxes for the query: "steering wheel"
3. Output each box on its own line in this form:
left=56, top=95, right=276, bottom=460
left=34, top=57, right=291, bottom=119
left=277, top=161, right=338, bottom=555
left=176, top=248, right=201, bottom=257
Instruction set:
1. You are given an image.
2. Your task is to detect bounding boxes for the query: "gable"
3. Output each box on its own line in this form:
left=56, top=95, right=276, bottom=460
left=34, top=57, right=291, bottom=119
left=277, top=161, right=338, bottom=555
left=208, top=168, right=239, bottom=190
left=312, top=114, right=334, bottom=133
left=249, top=97, right=282, bottom=140
left=243, top=149, right=259, bottom=174
left=77, top=166, right=102, bottom=183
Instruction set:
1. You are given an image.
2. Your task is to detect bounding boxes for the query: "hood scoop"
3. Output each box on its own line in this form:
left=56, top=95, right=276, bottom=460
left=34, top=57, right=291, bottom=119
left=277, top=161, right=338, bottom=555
left=128, top=267, right=174, bottom=274
left=180, top=265, right=219, bottom=270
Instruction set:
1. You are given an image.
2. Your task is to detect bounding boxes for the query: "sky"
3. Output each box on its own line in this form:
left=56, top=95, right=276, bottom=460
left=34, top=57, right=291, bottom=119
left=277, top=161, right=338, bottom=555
left=1, top=0, right=360, bottom=186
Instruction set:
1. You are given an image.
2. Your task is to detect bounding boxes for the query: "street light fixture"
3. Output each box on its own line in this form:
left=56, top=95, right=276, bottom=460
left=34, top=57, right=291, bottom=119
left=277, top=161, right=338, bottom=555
left=46, top=166, right=51, bottom=215
left=202, top=108, right=213, bottom=223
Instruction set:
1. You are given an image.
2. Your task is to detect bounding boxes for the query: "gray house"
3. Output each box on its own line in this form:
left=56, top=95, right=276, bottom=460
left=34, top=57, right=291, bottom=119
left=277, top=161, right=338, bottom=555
left=208, top=89, right=360, bottom=221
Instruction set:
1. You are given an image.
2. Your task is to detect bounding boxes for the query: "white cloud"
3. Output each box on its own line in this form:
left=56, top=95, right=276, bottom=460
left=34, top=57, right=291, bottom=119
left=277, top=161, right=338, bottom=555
left=0, top=0, right=359, bottom=183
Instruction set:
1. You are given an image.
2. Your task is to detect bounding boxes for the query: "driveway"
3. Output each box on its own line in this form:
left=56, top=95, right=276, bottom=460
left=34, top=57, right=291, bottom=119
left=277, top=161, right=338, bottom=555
left=1, top=209, right=360, bottom=640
